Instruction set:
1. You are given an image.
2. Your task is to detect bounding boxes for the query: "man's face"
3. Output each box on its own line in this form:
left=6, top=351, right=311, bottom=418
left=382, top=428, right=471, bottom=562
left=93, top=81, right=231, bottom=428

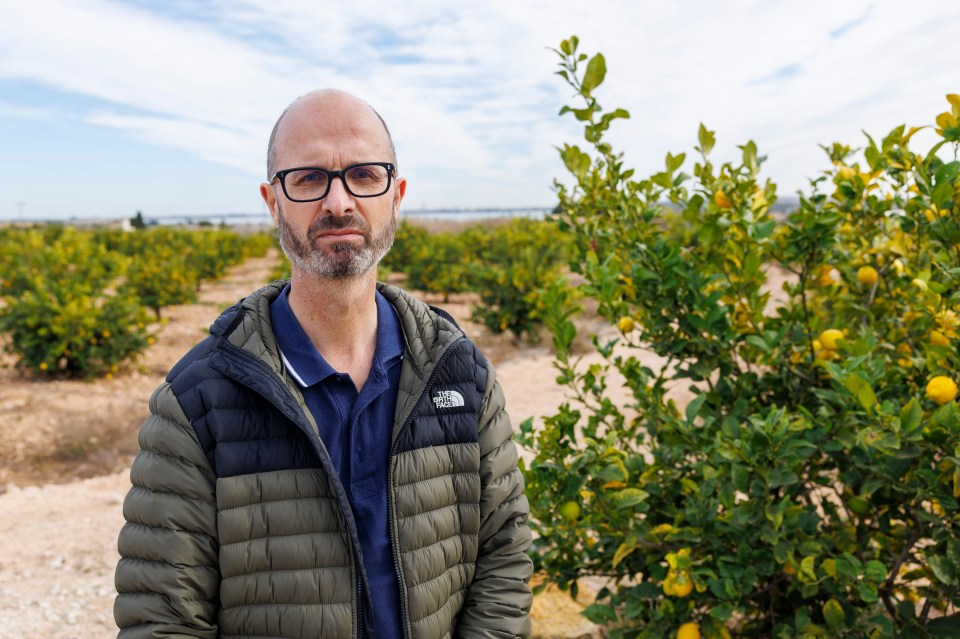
left=260, top=90, right=406, bottom=281
left=274, top=195, right=398, bottom=279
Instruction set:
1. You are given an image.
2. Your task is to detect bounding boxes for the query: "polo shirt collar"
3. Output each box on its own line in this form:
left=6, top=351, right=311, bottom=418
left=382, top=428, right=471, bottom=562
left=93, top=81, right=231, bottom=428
left=270, top=283, right=404, bottom=388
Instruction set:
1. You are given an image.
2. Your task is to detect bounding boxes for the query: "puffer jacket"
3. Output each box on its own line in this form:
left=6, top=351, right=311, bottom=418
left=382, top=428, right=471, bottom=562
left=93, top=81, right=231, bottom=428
left=114, top=281, right=533, bottom=639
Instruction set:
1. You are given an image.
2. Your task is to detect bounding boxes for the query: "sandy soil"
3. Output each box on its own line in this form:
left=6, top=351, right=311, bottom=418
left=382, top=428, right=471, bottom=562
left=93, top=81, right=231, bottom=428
left=0, top=247, right=786, bottom=638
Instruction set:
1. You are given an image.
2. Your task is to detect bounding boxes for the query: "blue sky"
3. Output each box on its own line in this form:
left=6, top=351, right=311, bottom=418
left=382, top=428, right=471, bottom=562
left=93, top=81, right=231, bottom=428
left=0, top=0, right=958, bottom=220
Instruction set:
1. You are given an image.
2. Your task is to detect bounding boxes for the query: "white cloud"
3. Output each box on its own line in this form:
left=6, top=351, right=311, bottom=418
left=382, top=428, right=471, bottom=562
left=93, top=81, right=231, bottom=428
left=1, top=0, right=959, bottom=215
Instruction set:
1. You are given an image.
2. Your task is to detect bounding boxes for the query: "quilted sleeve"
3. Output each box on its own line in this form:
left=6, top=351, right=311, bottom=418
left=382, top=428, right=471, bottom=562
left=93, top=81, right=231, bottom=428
left=455, top=361, right=534, bottom=638
left=114, top=382, right=220, bottom=638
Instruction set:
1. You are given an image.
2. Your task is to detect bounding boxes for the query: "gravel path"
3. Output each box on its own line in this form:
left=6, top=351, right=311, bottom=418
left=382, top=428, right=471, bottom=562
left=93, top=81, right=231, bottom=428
left=0, top=471, right=126, bottom=638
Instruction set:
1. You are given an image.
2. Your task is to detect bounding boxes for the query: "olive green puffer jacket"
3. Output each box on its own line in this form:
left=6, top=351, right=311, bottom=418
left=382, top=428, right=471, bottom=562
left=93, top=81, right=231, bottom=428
left=114, top=282, right=533, bottom=638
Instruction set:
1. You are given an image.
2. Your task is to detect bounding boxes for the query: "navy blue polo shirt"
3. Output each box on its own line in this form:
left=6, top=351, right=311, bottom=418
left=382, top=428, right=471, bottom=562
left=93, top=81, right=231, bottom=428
left=270, top=284, right=404, bottom=639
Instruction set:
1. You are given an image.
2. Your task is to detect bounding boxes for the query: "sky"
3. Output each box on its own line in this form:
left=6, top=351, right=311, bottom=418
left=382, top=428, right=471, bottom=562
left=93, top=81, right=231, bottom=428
left=0, top=0, right=958, bottom=221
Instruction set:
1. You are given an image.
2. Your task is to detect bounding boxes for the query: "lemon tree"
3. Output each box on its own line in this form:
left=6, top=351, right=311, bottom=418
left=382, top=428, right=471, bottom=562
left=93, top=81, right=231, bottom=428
left=0, top=225, right=272, bottom=377
left=0, top=226, right=151, bottom=377
left=520, top=36, right=960, bottom=638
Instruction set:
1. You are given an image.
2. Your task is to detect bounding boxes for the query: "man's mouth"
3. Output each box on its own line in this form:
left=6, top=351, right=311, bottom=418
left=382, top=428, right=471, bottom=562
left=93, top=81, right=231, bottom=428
left=315, top=229, right=364, bottom=239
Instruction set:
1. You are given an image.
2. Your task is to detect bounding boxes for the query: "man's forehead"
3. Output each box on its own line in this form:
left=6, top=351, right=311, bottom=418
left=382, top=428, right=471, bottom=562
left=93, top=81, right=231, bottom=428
left=281, top=92, right=383, bottom=139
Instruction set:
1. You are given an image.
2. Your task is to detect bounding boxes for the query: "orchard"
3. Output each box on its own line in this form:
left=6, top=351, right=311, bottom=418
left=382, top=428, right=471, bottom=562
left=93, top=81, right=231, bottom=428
left=520, top=37, right=960, bottom=638
left=0, top=226, right=271, bottom=378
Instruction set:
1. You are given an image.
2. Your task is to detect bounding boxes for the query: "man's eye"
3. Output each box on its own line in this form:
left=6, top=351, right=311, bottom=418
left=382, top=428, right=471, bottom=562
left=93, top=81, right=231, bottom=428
left=299, top=171, right=326, bottom=183
left=287, top=170, right=327, bottom=189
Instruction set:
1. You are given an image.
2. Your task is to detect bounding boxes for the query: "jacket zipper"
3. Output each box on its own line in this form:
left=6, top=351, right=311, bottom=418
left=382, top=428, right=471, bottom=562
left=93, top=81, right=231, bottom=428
left=387, top=336, right=466, bottom=639
left=214, top=345, right=372, bottom=639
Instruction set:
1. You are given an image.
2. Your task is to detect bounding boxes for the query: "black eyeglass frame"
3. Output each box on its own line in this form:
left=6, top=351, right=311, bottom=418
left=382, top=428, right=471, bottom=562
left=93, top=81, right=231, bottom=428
left=269, top=162, right=396, bottom=202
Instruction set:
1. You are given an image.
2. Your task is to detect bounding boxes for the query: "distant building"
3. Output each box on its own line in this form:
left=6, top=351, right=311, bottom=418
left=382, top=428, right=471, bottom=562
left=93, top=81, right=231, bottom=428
left=64, top=217, right=134, bottom=231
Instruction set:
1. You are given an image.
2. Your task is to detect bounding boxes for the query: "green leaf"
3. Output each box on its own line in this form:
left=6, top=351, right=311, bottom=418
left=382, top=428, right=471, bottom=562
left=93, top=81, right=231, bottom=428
left=929, top=555, right=959, bottom=586
left=799, top=556, right=817, bottom=583
left=932, top=179, right=953, bottom=208
left=583, top=603, right=618, bottom=625
left=900, top=397, right=923, bottom=435
left=685, top=392, right=708, bottom=423
left=666, top=152, right=686, bottom=173
left=613, top=487, right=649, bottom=509
left=822, top=558, right=837, bottom=578
left=858, top=581, right=879, bottom=603
left=559, top=145, right=591, bottom=179
left=709, top=603, right=734, bottom=621
left=580, top=53, right=606, bottom=96
left=698, top=123, right=716, bottom=155
left=823, top=598, right=845, bottom=629
left=745, top=334, right=771, bottom=353
left=843, top=373, right=877, bottom=411
left=768, top=468, right=800, bottom=488
left=864, top=560, right=887, bottom=582
left=927, top=614, right=960, bottom=637
left=935, top=160, right=960, bottom=185
left=611, top=538, right=637, bottom=569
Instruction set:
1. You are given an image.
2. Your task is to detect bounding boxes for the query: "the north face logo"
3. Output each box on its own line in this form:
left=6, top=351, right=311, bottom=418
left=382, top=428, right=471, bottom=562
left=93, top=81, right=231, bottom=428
left=432, top=390, right=465, bottom=409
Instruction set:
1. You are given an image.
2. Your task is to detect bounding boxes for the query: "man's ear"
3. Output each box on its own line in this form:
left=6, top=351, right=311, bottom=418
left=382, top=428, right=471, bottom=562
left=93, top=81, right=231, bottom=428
left=393, top=177, right=407, bottom=221
left=260, top=182, right=281, bottom=226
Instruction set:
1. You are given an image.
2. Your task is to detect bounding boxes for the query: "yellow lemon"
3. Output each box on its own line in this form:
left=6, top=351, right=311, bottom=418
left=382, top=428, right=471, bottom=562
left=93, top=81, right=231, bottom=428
left=559, top=500, right=581, bottom=522
left=714, top=190, right=731, bottom=208
left=926, top=376, right=958, bottom=405
left=930, top=330, right=951, bottom=347
left=892, top=258, right=905, bottom=275
left=677, top=622, right=701, bottom=639
left=896, top=343, right=913, bottom=367
left=618, top=316, right=635, bottom=333
left=856, top=266, right=878, bottom=286
left=815, top=266, right=835, bottom=287
left=662, top=574, right=678, bottom=596
left=672, top=571, right=693, bottom=598
left=819, top=329, right=845, bottom=351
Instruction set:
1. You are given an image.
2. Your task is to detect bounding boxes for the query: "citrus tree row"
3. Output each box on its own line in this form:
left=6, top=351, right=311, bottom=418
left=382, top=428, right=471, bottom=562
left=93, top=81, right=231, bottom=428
left=0, top=226, right=273, bottom=378
left=381, top=217, right=572, bottom=339
left=520, top=37, right=960, bottom=638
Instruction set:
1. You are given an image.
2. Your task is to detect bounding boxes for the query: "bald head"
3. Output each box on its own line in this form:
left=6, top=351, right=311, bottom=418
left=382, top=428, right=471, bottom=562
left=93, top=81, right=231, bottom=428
left=266, top=89, right=397, bottom=179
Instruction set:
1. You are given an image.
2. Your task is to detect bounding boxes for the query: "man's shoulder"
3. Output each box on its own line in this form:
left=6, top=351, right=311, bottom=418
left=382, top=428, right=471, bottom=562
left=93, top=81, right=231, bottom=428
left=165, top=280, right=286, bottom=384
left=377, top=283, right=468, bottom=348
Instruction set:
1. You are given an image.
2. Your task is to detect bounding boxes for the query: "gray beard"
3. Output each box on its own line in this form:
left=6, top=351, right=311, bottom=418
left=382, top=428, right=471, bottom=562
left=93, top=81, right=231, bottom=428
left=276, top=202, right=397, bottom=279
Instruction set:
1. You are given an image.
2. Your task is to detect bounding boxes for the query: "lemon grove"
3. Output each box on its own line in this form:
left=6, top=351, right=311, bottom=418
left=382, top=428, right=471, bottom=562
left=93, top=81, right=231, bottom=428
left=519, top=36, right=960, bottom=638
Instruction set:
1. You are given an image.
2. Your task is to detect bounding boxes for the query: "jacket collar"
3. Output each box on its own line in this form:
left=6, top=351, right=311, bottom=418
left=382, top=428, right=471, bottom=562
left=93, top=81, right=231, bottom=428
left=208, top=279, right=464, bottom=384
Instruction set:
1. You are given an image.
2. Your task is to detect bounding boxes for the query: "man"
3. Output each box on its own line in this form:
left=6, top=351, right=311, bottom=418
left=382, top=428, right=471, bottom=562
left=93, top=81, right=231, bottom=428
left=114, top=89, right=533, bottom=638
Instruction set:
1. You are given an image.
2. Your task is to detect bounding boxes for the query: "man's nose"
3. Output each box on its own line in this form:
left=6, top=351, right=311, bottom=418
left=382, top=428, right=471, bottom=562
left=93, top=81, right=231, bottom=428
left=322, top=175, right=355, bottom=214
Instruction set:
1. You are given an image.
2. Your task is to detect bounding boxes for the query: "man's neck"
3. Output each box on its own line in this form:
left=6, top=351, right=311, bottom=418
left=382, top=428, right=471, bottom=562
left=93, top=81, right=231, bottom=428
left=286, top=269, right=379, bottom=390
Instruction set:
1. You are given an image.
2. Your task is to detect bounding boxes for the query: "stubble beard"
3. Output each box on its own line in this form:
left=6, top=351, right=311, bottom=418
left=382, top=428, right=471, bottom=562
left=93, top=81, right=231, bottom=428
left=276, top=202, right=397, bottom=279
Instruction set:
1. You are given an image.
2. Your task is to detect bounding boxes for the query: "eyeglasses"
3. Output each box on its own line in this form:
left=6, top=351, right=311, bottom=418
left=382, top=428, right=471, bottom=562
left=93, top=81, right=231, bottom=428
left=270, top=162, right=396, bottom=202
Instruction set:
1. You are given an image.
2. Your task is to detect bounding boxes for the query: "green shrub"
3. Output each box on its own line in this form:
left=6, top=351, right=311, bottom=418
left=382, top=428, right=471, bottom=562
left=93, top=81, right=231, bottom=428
left=0, top=227, right=151, bottom=377
left=521, top=36, right=960, bottom=638
left=468, top=218, right=571, bottom=339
